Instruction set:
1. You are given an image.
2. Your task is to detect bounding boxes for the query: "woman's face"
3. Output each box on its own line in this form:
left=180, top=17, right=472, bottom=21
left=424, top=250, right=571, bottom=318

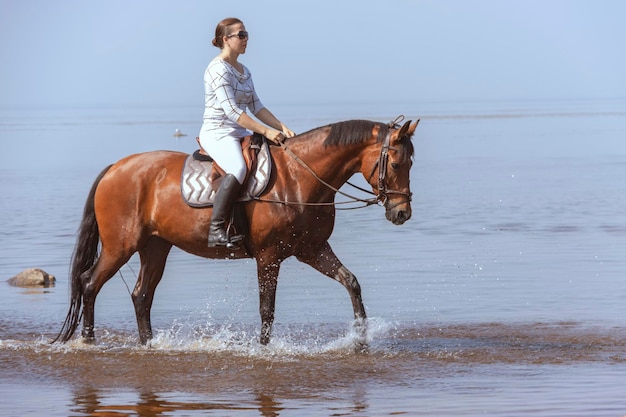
left=224, top=23, right=248, bottom=54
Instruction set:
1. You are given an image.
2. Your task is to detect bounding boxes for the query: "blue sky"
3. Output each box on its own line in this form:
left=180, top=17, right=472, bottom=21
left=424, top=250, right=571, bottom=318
left=1, top=0, right=625, bottom=109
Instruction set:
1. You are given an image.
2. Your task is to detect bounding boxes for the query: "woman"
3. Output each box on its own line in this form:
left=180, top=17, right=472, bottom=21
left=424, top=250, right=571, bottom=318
left=198, top=17, right=295, bottom=248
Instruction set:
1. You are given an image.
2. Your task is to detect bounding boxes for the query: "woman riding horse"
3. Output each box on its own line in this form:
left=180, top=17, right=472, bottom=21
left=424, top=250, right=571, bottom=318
left=198, top=17, right=295, bottom=249
left=54, top=117, right=418, bottom=347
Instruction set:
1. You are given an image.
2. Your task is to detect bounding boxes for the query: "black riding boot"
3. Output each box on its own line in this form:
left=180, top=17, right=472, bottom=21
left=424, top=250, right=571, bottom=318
left=207, top=174, right=244, bottom=248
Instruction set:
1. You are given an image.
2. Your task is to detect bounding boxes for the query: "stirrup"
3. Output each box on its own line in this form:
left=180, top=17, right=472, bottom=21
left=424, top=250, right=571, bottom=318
left=228, top=233, right=244, bottom=243
left=225, top=241, right=240, bottom=250
left=225, top=233, right=243, bottom=250
left=208, top=232, right=243, bottom=249
left=225, top=222, right=244, bottom=245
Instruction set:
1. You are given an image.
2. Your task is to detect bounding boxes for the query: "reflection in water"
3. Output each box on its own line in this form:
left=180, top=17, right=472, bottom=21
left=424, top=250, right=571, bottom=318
left=68, top=388, right=370, bottom=417
left=254, top=394, right=283, bottom=417
left=72, top=388, right=284, bottom=417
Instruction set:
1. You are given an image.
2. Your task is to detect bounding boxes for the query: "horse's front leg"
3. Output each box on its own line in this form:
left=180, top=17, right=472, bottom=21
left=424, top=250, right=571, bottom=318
left=256, top=259, right=281, bottom=345
left=297, top=242, right=368, bottom=348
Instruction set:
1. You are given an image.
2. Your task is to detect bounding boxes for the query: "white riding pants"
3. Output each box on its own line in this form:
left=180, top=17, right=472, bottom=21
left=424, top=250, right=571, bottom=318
left=198, top=130, right=247, bottom=184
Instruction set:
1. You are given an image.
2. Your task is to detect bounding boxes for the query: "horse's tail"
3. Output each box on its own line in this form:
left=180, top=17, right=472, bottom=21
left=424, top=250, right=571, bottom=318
left=52, top=164, right=113, bottom=343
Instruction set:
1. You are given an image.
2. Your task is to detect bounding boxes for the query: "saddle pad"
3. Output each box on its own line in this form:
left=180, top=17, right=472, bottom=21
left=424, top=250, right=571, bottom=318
left=181, top=141, right=271, bottom=207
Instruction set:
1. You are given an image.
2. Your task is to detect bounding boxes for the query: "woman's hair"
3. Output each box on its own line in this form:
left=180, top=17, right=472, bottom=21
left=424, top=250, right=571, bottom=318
left=212, top=17, right=243, bottom=49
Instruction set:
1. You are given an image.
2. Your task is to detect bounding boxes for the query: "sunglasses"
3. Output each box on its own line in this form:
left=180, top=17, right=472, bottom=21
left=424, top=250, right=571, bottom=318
left=227, top=31, right=249, bottom=40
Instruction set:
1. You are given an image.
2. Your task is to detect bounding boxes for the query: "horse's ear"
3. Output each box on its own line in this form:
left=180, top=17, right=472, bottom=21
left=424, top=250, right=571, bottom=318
left=398, top=119, right=419, bottom=138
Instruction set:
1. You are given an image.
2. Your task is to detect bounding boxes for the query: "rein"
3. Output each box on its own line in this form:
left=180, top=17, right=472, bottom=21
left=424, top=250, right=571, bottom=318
left=255, top=116, right=411, bottom=210
left=277, top=142, right=380, bottom=209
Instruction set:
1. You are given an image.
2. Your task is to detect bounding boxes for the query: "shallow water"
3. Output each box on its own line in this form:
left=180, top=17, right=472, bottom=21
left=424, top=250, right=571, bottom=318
left=1, top=100, right=626, bottom=416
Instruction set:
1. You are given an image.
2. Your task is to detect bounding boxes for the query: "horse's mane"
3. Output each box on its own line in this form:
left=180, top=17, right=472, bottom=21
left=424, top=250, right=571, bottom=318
left=325, top=120, right=389, bottom=147
left=287, top=119, right=414, bottom=159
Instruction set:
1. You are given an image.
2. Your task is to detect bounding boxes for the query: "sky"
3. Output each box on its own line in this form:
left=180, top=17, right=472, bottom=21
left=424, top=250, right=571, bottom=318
left=1, top=0, right=625, bottom=109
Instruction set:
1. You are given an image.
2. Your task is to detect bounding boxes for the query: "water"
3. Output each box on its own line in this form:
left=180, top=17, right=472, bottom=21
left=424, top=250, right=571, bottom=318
left=1, top=99, right=626, bottom=416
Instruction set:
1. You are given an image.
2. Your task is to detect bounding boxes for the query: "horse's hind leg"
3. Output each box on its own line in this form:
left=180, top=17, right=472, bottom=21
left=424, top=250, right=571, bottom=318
left=296, top=242, right=367, bottom=346
left=81, top=250, right=131, bottom=342
left=132, top=237, right=172, bottom=345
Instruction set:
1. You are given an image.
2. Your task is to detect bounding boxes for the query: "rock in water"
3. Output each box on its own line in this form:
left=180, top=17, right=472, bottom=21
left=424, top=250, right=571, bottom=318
left=8, top=268, right=56, bottom=287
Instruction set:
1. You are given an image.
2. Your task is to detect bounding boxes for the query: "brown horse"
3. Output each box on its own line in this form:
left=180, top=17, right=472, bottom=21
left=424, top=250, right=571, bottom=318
left=54, top=117, right=418, bottom=346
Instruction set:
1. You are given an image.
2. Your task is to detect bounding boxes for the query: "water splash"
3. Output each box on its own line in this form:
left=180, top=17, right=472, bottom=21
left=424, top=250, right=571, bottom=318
left=1, top=316, right=395, bottom=359
left=146, top=316, right=395, bottom=358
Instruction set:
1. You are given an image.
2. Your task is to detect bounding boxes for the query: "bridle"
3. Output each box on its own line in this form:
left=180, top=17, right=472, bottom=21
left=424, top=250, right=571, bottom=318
left=365, top=115, right=414, bottom=207
left=260, top=116, right=413, bottom=210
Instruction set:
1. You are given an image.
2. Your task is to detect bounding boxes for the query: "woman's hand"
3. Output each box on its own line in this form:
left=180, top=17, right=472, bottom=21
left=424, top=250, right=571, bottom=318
left=264, top=128, right=285, bottom=144
left=265, top=125, right=297, bottom=144
left=282, top=125, right=296, bottom=138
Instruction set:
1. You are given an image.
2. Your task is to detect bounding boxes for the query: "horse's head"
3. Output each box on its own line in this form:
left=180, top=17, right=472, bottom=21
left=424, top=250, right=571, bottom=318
left=365, top=118, right=418, bottom=225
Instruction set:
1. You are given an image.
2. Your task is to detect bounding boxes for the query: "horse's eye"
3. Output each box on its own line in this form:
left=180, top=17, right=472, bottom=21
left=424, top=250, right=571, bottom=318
left=391, top=162, right=399, bottom=170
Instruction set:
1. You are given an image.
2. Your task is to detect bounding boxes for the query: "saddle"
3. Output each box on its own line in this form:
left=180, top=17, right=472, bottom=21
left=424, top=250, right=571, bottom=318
left=181, top=133, right=272, bottom=207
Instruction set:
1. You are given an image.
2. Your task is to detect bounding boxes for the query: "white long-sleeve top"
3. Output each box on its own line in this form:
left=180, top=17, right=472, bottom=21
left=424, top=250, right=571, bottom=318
left=201, top=57, right=265, bottom=139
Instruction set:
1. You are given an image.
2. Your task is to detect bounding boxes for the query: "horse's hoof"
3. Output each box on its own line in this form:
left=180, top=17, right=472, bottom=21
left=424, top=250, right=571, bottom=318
left=354, top=340, right=369, bottom=354
left=82, top=337, right=96, bottom=345
left=81, top=329, right=96, bottom=345
left=139, top=336, right=153, bottom=347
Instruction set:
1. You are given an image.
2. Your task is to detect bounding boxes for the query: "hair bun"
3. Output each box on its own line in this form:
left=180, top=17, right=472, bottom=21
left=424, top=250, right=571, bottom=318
left=211, top=37, right=219, bottom=47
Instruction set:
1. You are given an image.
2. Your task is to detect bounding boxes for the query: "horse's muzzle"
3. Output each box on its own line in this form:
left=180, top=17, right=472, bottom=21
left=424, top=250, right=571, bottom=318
left=386, top=204, right=412, bottom=225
